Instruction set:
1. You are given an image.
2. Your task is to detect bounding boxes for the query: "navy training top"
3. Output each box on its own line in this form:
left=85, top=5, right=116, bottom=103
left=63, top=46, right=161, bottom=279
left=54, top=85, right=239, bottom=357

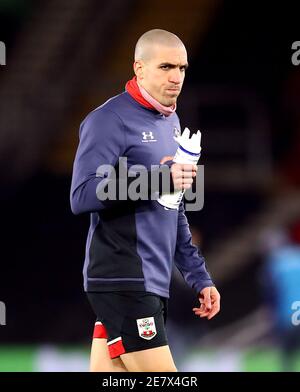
left=70, top=91, right=213, bottom=298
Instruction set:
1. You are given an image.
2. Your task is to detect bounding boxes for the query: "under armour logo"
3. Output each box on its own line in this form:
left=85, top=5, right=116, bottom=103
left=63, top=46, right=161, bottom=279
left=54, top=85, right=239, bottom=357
left=142, top=131, right=154, bottom=140
left=142, top=131, right=157, bottom=143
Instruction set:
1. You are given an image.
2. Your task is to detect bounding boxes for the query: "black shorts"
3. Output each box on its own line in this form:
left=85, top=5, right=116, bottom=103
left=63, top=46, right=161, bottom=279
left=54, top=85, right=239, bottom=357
left=87, top=291, right=168, bottom=359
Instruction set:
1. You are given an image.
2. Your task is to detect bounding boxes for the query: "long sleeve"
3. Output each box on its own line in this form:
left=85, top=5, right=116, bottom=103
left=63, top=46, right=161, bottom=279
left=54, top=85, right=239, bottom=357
left=70, top=107, right=173, bottom=215
left=70, top=107, right=127, bottom=215
left=174, top=202, right=214, bottom=294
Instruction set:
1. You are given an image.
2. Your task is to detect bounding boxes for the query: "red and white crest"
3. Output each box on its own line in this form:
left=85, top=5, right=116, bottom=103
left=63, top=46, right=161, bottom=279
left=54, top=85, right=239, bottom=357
left=136, top=317, right=157, bottom=340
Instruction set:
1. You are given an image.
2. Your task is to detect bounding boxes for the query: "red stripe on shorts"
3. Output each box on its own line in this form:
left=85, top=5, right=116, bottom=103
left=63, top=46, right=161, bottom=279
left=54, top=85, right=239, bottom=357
left=108, top=338, right=126, bottom=359
left=93, top=322, right=108, bottom=339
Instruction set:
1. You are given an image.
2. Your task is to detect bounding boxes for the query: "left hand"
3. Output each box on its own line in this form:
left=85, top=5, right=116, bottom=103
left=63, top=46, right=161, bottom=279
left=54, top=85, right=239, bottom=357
left=193, top=286, right=221, bottom=320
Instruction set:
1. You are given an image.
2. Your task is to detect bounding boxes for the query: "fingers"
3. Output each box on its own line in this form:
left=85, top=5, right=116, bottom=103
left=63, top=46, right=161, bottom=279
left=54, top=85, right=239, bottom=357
left=192, top=305, right=210, bottom=318
left=193, top=302, right=219, bottom=318
left=173, top=178, right=193, bottom=190
left=192, top=301, right=211, bottom=318
left=174, top=170, right=197, bottom=179
left=171, top=163, right=198, bottom=190
left=181, top=164, right=198, bottom=172
left=179, top=164, right=198, bottom=176
left=159, top=159, right=198, bottom=190
left=171, top=164, right=198, bottom=177
left=193, top=287, right=221, bottom=320
left=209, top=287, right=221, bottom=319
left=207, top=302, right=220, bottom=320
left=202, top=288, right=212, bottom=310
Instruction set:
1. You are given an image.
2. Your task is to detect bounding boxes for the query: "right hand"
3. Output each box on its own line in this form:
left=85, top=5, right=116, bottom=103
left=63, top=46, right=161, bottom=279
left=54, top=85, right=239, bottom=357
left=171, top=163, right=197, bottom=190
left=160, top=156, right=197, bottom=191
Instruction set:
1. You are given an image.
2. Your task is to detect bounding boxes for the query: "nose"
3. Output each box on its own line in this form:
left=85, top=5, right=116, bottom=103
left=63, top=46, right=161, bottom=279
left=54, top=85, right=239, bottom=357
left=168, top=68, right=182, bottom=84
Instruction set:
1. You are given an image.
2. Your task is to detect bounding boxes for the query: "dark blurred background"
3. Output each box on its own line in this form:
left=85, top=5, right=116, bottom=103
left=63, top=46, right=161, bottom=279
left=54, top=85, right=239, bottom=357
left=0, top=0, right=300, bottom=371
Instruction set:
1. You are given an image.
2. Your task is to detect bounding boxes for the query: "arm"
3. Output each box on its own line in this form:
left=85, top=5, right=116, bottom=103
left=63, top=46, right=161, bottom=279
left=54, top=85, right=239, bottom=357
left=70, top=108, right=173, bottom=215
left=174, top=202, right=221, bottom=319
left=174, top=201, right=213, bottom=292
left=70, top=108, right=127, bottom=215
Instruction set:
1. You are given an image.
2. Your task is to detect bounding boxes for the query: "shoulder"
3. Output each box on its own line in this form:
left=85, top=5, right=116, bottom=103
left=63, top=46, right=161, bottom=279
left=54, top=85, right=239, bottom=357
left=78, top=95, right=129, bottom=142
left=164, top=111, right=181, bottom=130
left=172, top=112, right=181, bottom=126
left=82, top=93, right=128, bottom=124
left=79, top=94, right=130, bottom=137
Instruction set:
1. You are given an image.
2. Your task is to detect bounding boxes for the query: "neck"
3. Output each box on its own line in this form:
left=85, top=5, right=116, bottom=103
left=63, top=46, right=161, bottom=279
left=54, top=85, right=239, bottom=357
left=137, top=81, right=176, bottom=116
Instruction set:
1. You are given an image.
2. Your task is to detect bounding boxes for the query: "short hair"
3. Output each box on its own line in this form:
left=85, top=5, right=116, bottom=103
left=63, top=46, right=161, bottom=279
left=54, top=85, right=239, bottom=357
left=134, top=29, right=185, bottom=61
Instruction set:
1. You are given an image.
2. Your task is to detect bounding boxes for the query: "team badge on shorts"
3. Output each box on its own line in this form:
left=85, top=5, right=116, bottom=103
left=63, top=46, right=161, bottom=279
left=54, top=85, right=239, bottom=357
left=136, top=317, right=157, bottom=340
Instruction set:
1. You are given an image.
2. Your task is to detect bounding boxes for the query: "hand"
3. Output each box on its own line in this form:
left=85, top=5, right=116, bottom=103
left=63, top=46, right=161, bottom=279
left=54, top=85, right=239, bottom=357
left=193, top=286, right=221, bottom=320
left=160, top=156, right=197, bottom=191
left=171, top=163, right=197, bottom=190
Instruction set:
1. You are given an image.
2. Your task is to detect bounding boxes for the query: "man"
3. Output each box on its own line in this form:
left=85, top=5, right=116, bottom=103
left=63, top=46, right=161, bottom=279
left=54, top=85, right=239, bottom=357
left=70, top=29, right=220, bottom=372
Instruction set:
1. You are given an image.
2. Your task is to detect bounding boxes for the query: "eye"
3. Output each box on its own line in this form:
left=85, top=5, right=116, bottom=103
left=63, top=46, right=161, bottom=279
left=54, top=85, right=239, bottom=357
left=180, top=66, right=186, bottom=72
left=160, top=65, right=170, bottom=70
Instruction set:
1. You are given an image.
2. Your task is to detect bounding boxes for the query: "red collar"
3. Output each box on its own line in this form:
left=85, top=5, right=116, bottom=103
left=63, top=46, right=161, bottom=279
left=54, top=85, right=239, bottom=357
left=125, top=77, right=155, bottom=110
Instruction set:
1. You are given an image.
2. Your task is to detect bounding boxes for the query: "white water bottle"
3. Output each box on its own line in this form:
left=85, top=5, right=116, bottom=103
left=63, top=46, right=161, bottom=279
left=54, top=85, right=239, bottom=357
left=157, top=127, right=202, bottom=210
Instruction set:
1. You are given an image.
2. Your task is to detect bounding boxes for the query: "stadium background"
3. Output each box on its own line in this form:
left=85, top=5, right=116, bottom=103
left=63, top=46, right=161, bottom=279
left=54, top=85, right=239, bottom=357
left=0, top=0, right=300, bottom=371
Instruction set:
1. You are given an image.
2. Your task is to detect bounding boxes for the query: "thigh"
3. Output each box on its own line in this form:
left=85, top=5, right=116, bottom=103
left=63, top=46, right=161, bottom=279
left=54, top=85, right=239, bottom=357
left=121, top=345, right=177, bottom=372
left=90, top=338, right=127, bottom=372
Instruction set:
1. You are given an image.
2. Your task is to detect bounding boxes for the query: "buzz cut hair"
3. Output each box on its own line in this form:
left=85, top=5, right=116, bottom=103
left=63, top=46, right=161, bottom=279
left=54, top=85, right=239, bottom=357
left=134, top=29, right=185, bottom=61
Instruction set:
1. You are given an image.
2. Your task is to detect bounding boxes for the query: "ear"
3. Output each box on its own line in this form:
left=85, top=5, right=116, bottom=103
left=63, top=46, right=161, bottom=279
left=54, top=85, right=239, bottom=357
left=134, top=60, right=144, bottom=80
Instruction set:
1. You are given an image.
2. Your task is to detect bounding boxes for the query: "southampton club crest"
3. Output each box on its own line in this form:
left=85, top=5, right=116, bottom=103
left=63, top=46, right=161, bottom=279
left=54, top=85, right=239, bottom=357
left=136, top=317, right=157, bottom=340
